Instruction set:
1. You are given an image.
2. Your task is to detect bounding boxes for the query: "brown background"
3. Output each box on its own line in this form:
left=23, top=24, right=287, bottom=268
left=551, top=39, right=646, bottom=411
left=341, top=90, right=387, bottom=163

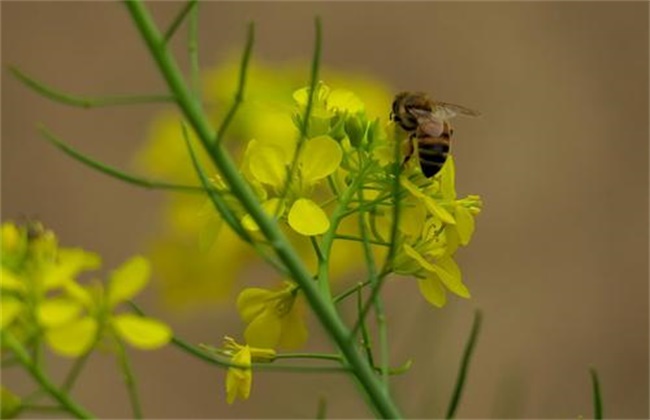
left=2, top=2, right=648, bottom=419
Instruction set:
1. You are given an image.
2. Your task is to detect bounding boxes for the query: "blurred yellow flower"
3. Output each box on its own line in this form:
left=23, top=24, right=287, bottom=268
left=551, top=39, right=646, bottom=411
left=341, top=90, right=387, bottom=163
left=237, top=282, right=307, bottom=350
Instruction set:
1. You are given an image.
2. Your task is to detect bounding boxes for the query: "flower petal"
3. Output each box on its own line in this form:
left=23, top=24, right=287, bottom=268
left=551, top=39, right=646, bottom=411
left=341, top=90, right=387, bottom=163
left=42, top=249, right=101, bottom=290
left=226, top=346, right=252, bottom=404
left=37, top=298, right=83, bottom=328
left=108, top=256, right=150, bottom=307
left=113, top=314, right=172, bottom=350
left=287, top=199, right=330, bottom=236
left=454, top=206, right=475, bottom=246
left=433, top=257, right=470, bottom=298
left=418, top=277, right=447, bottom=308
left=0, top=268, right=24, bottom=292
left=249, top=143, right=287, bottom=187
left=244, top=308, right=281, bottom=349
left=278, top=299, right=308, bottom=350
left=46, top=317, right=97, bottom=357
left=299, top=136, right=343, bottom=183
left=237, top=288, right=272, bottom=323
left=403, top=244, right=437, bottom=273
left=0, top=297, right=22, bottom=329
left=327, top=89, right=365, bottom=114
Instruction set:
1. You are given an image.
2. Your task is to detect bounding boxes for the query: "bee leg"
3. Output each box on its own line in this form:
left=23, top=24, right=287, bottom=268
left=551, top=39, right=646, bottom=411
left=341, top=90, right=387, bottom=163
left=402, top=133, right=415, bottom=165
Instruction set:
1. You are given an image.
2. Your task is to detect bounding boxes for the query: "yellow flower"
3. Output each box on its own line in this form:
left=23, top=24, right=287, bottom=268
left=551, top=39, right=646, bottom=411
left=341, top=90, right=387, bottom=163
left=45, top=256, right=172, bottom=357
left=244, top=135, right=343, bottom=236
left=237, top=282, right=307, bottom=350
left=221, top=336, right=276, bottom=404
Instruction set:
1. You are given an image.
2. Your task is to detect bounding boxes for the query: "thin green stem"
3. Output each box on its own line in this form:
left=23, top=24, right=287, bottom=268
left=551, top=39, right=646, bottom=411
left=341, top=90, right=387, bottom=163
left=39, top=125, right=209, bottom=193
left=446, top=310, right=483, bottom=419
left=1, top=331, right=93, bottom=419
left=357, top=188, right=389, bottom=389
left=10, top=66, right=173, bottom=108
left=188, top=0, right=200, bottom=97
left=333, top=234, right=391, bottom=247
left=356, top=285, right=376, bottom=368
left=124, top=3, right=401, bottom=416
left=274, top=353, right=342, bottom=362
left=333, top=280, right=371, bottom=304
left=181, top=121, right=252, bottom=242
left=115, top=339, right=142, bottom=419
left=275, top=17, right=321, bottom=217
left=590, top=368, right=603, bottom=420
left=317, top=164, right=372, bottom=300
left=214, top=22, right=254, bottom=146
left=61, top=351, right=92, bottom=393
left=352, top=137, right=403, bottom=337
left=163, top=0, right=196, bottom=43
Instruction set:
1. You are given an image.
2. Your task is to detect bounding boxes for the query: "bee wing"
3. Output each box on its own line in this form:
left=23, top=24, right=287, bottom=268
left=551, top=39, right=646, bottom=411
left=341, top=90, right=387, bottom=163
left=433, top=102, right=481, bottom=119
left=407, top=109, right=445, bottom=137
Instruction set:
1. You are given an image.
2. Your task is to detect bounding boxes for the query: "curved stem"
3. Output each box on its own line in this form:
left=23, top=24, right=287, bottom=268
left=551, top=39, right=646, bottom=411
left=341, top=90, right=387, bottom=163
left=124, top=2, right=402, bottom=417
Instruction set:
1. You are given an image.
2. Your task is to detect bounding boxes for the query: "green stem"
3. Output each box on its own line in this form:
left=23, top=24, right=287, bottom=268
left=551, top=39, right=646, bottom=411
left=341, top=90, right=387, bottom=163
left=590, top=368, right=603, bottom=420
left=61, top=351, right=92, bottom=393
left=213, top=22, right=254, bottom=146
left=274, top=353, right=342, bottom=362
left=38, top=125, right=209, bottom=193
left=2, top=331, right=93, bottom=419
left=115, top=339, right=143, bottom=419
left=124, top=3, right=401, bottom=417
left=446, top=310, right=483, bottom=419
left=187, top=0, right=200, bottom=97
left=356, top=285, right=376, bottom=368
left=333, top=234, right=391, bottom=247
left=163, top=0, right=196, bottom=43
left=10, top=66, right=173, bottom=108
left=333, top=280, right=371, bottom=304
left=357, top=188, right=389, bottom=389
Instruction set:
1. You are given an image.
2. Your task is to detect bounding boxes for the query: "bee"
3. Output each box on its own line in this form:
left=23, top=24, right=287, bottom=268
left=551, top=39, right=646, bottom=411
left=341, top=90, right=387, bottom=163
left=390, top=91, right=480, bottom=178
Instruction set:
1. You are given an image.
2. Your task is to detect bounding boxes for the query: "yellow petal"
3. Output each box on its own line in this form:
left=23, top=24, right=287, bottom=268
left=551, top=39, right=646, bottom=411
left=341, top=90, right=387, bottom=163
left=108, top=256, right=150, bottom=307
left=433, top=257, right=470, bottom=298
left=0, top=297, right=22, bottom=329
left=46, top=318, right=97, bottom=357
left=0, top=268, right=24, bottom=292
left=278, top=299, right=308, bottom=350
left=37, top=298, right=83, bottom=328
left=287, top=199, right=330, bottom=236
left=440, top=155, right=457, bottom=200
left=327, top=89, right=365, bottom=114
left=237, top=288, right=272, bottom=323
left=249, top=144, right=288, bottom=187
left=244, top=308, right=282, bottom=348
left=418, top=277, right=447, bottom=308
left=423, top=197, right=456, bottom=225
left=403, top=244, right=436, bottom=272
left=112, top=314, right=172, bottom=350
left=399, top=201, right=427, bottom=237
left=226, top=346, right=252, bottom=404
left=299, top=136, right=343, bottom=183
left=42, top=249, right=101, bottom=290
left=454, top=206, right=475, bottom=245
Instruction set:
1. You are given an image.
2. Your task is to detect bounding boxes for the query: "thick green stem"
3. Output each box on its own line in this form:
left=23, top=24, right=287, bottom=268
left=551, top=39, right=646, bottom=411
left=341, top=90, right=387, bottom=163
left=123, top=2, right=402, bottom=417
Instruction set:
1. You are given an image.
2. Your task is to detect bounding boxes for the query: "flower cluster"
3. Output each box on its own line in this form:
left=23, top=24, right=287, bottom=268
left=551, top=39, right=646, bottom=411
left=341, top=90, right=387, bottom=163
left=209, top=80, right=482, bottom=403
left=1, top=222, right=172, bottom=357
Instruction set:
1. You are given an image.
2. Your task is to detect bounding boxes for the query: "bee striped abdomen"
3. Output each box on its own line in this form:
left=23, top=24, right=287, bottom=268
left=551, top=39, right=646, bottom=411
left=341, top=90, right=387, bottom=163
left=415, top=132, right=450, bottom=177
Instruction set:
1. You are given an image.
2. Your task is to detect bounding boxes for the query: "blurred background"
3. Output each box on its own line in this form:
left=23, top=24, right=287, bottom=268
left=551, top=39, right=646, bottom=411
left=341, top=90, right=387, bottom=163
left=2, top=2, right=648, bottom=418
